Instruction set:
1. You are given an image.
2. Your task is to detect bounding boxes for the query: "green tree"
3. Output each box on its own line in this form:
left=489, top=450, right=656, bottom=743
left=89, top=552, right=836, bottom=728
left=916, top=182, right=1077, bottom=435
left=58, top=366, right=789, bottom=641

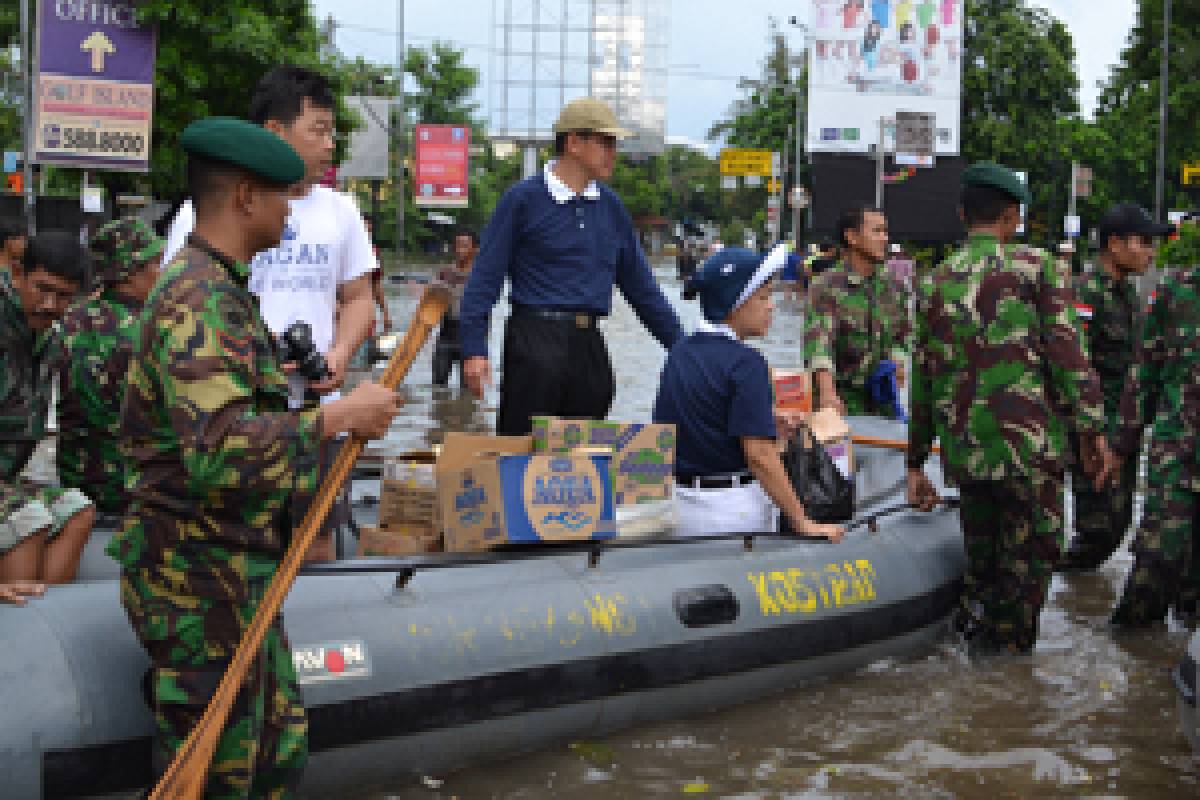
left=0, top=1, right=341, bottom=198
left=961, top=0, right=1083, bottom=245
left=1093, top=0, right=1200, bottom=217
left=707, top=20, right=811, bottom=242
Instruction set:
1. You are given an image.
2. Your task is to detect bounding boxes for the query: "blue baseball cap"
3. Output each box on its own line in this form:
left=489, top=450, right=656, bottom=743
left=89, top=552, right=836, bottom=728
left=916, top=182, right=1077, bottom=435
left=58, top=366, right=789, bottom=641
left=686, top=244, right=789, bottom=324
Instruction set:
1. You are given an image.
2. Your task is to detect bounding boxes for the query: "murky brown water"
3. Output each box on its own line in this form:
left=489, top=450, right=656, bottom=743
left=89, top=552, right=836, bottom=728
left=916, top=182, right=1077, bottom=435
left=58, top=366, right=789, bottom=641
left=337, top=267, right=1197, bottom=799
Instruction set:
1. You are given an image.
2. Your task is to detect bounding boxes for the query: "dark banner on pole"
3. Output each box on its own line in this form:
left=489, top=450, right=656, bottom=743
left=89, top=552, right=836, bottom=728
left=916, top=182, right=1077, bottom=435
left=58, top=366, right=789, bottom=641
left=34, top=1, right=157, bottom=172
left=809, top=154, right=966, bottom=242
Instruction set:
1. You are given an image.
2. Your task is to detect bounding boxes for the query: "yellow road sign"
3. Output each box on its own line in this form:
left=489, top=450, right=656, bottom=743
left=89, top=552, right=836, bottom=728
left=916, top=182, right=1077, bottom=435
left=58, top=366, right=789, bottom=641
left=1183, top=162, right=1200, bottom=187
left=720, top=148, right=773, bottom=177
left=767, top=178, right=781, bottom=194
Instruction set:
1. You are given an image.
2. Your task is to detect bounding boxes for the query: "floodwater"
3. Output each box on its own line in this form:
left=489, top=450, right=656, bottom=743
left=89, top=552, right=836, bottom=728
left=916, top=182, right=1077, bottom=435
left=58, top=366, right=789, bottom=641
left=339, top=267, right=1197, bottom=799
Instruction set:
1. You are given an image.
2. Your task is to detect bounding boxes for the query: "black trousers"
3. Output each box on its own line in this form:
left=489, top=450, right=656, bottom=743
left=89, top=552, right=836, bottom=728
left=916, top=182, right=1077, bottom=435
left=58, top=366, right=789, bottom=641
left=496, top=313, right=616, bottom=435
left=432, top=317, right=463, bottom=387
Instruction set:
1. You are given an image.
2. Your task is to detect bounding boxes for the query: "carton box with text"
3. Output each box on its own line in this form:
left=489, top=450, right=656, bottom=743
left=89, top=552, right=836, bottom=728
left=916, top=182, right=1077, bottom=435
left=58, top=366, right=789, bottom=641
left=358, top=522, right=442, bottom=557
left=436, top=433, right=617, bottom=552
left=530, top=417, right=676, bottom=506
left=378, top=456, right=439, bottom=528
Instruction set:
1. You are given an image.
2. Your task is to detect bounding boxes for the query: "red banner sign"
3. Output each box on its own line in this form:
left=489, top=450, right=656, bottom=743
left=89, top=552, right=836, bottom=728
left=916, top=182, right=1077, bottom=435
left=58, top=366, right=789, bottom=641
left=413, top=124, right=469, bottom=208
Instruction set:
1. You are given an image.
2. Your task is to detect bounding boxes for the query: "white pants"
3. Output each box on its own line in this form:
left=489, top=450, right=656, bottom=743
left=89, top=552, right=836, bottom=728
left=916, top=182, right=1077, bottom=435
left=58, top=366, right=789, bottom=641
left=675, top=481, right=777, bottom=538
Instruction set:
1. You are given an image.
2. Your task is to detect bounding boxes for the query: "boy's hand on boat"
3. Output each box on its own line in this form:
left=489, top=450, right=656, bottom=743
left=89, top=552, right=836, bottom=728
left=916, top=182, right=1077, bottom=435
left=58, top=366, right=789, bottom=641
left=906, top=468, right=940, bottom=512
left=793, top=516, right=845, bottom=543
left=0, top=581, right=45, bottom=606
left=322, top=381, right=401, bottom=440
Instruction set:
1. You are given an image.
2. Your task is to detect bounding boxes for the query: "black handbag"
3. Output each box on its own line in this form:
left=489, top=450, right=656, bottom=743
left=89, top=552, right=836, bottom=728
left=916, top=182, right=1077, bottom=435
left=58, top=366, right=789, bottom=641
left=778, top=426, right=856, bottom=530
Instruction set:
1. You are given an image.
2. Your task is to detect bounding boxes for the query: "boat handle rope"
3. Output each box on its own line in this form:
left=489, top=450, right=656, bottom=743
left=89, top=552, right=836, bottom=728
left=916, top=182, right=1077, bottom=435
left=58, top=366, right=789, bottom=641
left=303, top=497, right=962, bottom=587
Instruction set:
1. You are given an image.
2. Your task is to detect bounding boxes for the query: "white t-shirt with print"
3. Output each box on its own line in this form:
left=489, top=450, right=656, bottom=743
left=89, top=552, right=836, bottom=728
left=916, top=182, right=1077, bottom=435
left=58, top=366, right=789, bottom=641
left=163, top=185, right=378, bottom=356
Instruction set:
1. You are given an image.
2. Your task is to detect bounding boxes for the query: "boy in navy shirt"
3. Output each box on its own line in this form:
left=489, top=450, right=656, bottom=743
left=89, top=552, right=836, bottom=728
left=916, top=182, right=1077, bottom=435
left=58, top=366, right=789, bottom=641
left=655, top=247, right=844, bottom=541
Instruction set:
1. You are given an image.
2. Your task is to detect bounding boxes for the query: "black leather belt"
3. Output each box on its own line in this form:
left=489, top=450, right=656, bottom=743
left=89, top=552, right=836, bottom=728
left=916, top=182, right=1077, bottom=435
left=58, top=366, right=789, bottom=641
left=676, top=472, right=756, bottom=489
left=511, top=305, right=600, bottom=330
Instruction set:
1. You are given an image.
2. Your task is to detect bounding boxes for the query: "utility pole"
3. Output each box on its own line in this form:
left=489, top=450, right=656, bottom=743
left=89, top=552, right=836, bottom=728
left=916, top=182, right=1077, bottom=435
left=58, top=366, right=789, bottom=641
left=1155, top=0, right=1171, bottom=222
left=19, top=0, right=34, bottom=232
left=875, top=117, right=886, bottom=208
left=396, top=0, right=406, bottom=258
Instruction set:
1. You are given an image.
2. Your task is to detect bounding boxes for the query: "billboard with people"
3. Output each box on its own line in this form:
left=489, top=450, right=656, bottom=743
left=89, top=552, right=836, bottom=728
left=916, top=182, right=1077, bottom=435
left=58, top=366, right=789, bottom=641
left=806, top=0, right=963, bottom=155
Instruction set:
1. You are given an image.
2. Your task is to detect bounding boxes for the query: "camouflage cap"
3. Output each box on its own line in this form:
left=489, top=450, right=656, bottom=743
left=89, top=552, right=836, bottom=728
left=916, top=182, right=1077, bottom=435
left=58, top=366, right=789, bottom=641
left=963, top=161, right=1030, bottom=206
left=90, top=217, right=165, bottom=286
left=181, top=116, right=305, bottom=185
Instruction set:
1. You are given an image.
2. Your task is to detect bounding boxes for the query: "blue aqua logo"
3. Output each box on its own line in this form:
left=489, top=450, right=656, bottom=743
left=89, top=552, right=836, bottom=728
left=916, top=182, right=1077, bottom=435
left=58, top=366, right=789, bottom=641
left=282, top=223, right=298, bottom=241
left=541, top=510, right=593, bottom=530
left=455, top=485, right=486, bottom=512
left=533, top=475, right=596, bottom=507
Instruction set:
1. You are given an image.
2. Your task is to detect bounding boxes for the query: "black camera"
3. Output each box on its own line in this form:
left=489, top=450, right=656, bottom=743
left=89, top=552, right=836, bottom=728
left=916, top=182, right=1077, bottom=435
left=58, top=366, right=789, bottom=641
left=277, top=321, right=331, bottom=382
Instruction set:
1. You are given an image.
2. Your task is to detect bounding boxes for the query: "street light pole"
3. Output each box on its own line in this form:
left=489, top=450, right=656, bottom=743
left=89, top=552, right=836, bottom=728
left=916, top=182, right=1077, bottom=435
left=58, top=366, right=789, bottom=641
left=1155, top=0, right=1170, bottom=222
left=19, top=0, right=34, bottom=232
left=396, top=0, right=406, bottom=257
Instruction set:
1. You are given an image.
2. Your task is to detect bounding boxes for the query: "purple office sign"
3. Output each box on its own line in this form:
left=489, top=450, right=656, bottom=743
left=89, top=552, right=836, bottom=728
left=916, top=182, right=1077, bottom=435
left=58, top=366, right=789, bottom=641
left=34, top=1, right=158, bottom=172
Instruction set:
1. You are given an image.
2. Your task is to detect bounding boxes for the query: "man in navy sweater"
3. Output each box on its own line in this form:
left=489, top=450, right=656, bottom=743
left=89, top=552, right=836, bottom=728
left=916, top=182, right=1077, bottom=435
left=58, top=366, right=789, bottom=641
left=460, top=97, right=683, bottom=434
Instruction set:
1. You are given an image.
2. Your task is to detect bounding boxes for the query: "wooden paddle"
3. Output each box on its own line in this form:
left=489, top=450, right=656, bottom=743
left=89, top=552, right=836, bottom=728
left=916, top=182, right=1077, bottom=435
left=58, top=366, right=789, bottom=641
left=851, top=434, right=941, bottom=455
left=148, top=285, right=451, bottom=800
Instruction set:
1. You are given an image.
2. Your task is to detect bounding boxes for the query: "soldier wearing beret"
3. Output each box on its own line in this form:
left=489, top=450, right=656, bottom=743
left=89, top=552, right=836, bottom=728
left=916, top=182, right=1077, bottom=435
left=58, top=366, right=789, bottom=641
left=906, top=162, right=1114, bottom=654
left=107, top=117, right=400, bottom=796
left=55, top=217, right=164, bottom=515
left=1059, top=205, right=1171, bottom=572
left=460, top=97, right=683, bottom=434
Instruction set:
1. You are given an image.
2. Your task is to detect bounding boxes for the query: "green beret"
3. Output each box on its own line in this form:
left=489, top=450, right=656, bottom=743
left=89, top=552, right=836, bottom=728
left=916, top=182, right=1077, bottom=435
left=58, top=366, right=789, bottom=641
left=963, top=161, right=1030, bottom=206
left=180, top=116, right=305, bottom=185
left=90, top=217, right=164, bottom=287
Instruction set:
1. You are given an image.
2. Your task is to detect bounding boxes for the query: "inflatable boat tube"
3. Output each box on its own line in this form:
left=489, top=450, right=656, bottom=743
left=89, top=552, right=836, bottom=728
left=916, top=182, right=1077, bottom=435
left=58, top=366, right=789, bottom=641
left=1178, top=629, right=1199, bottom=754
left=0, top=419, right=965, bottom=799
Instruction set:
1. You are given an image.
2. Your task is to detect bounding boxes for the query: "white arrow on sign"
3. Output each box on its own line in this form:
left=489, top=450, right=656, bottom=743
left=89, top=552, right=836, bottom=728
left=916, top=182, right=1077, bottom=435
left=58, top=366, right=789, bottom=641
left=81, top=31, right=116, bottom=73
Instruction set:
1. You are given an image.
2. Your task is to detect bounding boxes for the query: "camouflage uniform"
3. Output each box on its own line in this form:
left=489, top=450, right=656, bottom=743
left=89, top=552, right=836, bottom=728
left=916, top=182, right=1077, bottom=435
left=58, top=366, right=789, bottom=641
left=56, top=219, right=163, bottom=515
left=107, top=237, right=321, bottom=798
left=0, top=272, right=91, bottom=556
left=1112, top=268, right=1200, bottom=626
left=909, top=233, right=1105, bottom=652
left=805, top=261, right=911, bottom=415
left=1062, top=270, right=1140, bottom=569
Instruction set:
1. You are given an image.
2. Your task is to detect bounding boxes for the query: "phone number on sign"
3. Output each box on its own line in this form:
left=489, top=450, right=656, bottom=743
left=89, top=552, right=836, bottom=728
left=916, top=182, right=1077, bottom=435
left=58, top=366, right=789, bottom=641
left=58, top=128, right=146, bottom=155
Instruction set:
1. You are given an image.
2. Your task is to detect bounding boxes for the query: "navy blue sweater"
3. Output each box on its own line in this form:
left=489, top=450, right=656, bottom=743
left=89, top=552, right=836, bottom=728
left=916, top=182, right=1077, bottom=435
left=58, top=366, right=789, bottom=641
left=459, top=174, right=683, bottom=358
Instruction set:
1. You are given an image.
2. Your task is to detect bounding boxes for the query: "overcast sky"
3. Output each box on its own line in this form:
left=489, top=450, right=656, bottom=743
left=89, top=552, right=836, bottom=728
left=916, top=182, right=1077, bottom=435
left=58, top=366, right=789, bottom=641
left=313, top=0, right=1138, bottom=148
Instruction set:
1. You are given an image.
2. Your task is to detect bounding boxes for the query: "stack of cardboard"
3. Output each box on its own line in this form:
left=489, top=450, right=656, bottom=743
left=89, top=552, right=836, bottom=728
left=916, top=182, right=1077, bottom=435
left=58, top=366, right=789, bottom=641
left=359, top=456, right=443, bottom=556
left=436, top=432, right=617, bottom=552
left=530, top=417, right=676, bottom=506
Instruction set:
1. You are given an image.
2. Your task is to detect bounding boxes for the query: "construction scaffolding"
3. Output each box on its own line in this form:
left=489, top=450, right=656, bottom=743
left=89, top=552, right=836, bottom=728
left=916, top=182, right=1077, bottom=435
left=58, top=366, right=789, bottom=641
left=490, top=0, right=668, bottom=155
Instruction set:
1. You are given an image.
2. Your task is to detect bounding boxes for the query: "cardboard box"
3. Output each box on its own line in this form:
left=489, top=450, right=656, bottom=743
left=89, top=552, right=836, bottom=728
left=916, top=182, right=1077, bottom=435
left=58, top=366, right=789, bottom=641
left=358, top=522, right=442, bottom=557
left=378, top=457, right=438, bottom=527
left=378, top=482, right=439, bottom=526
left=530, top=418, right=676, bottom=506
left=809, top=408, right=855, bottom=477
left=437, top=432, right=617, bottom=553
left=772, top=369, right=812, bottom=412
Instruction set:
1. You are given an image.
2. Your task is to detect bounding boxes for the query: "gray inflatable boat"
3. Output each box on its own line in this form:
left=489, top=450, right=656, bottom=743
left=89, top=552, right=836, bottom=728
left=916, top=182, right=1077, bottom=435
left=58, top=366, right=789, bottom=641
left=1178, top=630, right=1199, bottom=754
left=0, top=418, right=965, bottom=798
